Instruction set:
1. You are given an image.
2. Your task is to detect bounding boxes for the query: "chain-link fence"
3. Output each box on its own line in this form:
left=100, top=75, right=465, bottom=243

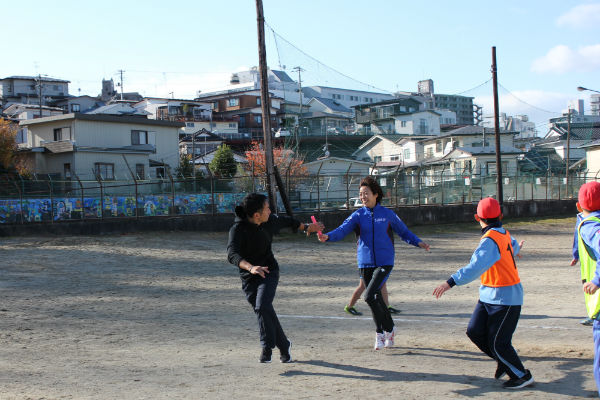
left=0, top=169, right=592, bottom=224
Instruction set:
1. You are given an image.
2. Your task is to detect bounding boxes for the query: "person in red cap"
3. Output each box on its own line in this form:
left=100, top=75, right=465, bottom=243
left=432, top=197, right=533, bottom=389
left=573, top=181, right=600, bottom=395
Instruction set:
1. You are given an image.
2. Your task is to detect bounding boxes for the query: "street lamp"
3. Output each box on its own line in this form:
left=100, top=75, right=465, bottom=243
left=577, top=86, right=600, bottom=94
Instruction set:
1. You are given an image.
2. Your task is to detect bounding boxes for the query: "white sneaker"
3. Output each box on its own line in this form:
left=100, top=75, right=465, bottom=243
left=374, top=332, right=385, bottom=350
left=384, top=326, right=396, bottom=348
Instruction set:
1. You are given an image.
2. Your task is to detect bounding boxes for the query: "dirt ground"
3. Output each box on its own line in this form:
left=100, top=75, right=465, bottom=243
left=0, top=216, right=598, bottom=399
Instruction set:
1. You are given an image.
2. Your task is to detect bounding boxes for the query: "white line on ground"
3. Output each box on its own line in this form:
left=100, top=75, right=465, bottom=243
left=278, top=314, right=582, bottom=331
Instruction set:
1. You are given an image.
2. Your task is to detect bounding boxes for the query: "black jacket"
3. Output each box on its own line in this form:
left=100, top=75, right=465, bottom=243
left=227, top=214, right=300, bottom=280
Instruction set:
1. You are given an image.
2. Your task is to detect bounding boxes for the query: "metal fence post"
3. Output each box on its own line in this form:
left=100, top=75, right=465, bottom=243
left=15, top=175, right=24, bottom=224
left=210, top=174, right=215, bottom=216
left=417, top=168, right=422, bottom=206
left=74, top=174, right=84, bottom=220
left=47, top=175, right=54, bottom=223
left=96, top=174, right=104, bottom=220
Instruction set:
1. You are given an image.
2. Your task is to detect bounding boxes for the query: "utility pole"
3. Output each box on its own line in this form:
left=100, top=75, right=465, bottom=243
left=565, top=108, right=572, bottom=197
left=491, top=46, right=503, bottom=205
left=118, top=69, right=124, bottom=100
left=292, top=66, right=304, bottom=153
left=255, top=0, right=276, bottom=211
left=37, top=74, right=43, bottom=117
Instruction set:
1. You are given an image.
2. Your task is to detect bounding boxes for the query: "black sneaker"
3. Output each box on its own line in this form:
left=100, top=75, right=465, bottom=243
left=503, top=370, right=534, bottom=389
left=494, top=363, right=507, bottom=380
left=280, top=340, right=292, bottom=363
left=344, top=305, right=362, bottom=316
left=259, top=347, right=272, bottom=363
left=388, top=306, right=401, bottom=314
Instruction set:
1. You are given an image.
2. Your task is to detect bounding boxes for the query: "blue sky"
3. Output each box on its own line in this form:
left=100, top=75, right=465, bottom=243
left=3, top=1, right=599, bottom=130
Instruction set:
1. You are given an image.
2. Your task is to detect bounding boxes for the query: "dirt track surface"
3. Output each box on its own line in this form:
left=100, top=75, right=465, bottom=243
left=0, top=217, right=597, bottom=399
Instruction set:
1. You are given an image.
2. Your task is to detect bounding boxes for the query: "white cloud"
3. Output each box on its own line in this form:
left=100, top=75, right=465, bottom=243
left=531, top=44, right=600, bottom=74
left=557, top=3, right=600, bottom=28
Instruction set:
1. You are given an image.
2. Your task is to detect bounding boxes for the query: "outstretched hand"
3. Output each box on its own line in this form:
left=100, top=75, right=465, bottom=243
left=306, top=221, right=325, bottom=236
left=317, top=232, right=329, bottom=242
left=418, top=242, right=430, bottom=251
left=433, top=282, right=451, bottom=299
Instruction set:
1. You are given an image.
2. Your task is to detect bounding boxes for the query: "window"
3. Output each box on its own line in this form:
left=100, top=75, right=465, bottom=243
left=228, top=98, right=239, bottom=107
left=54, top=128, right=62, bottom=141
left=135, top=164, right=145, bottom=180
left=374, top=156, right=382, bottom=163
left=156, top=167, right=166, bottom=178
left=94, top=163, right=114, bottom=180
left=390, top=155, right=400, bottom=161
left=186, top=122, right=195, bottom=127
left=17, top=128, right=27, bottom=144
left=64, top=163, right=71, bottom=179
left=425, top=148, right=434, bottom=158
left=435, top=140, right=442, bottom=152
left=53, top=127, right=70, bottom=141
left=400, top=121, right=407, bottom=128
left=254, top=115, right=262, bottom=124
left=71, top=104, right=80, bottom=112
left=228, top=123, right=236, bottom=128
left=131, top=130, right=148, bottom=145
left=403, top=149, right=411, bottom=160
left=256, top=97, right=261, bottom=105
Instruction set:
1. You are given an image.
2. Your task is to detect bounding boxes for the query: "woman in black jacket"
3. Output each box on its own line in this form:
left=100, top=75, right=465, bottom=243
left=227, top=193, right=323, bottom=363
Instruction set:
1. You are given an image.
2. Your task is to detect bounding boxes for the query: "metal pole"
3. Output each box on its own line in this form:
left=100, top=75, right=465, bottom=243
left=491, top=46, right=503, bottom=205
left=255, top=0, right=276, bottom=212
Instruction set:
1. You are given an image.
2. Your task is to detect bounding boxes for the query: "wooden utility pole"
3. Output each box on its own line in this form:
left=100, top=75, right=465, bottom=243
left=565, top=108, right=571, bottom=197
left=255, top=0, right=277, bottom=211
left=491, top=46, right=503, bottom=205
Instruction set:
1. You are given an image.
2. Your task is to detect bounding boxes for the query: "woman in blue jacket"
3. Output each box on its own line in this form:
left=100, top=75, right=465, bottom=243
left=318, top=176, right=430, bottom=350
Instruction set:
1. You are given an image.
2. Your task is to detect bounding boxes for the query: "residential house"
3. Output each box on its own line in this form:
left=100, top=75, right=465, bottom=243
left=581, top=139, right=600, bottom=179
left=54, top=95, right=103, bottom=114
left=414, top=79, right=476, bottom=125
left=3, top=103, right=64, bottom=121
left=302, top=97, right=354, bottom=136
left=18, top=113, right=183, bottom=180
left=353, top=98, right=442, bottom=136
left=540, top=119, right=600, bottom=164
left=302, top=156, right=373, bottom=207
left=196, top=89, right=281, bottom=140
left=483, top=113, right=536, bottom=139
left=0, top=76, right=69, bottom=107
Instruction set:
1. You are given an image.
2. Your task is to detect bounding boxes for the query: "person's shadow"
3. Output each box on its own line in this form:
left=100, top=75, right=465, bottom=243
left=281, top=347, right=596, bottom=397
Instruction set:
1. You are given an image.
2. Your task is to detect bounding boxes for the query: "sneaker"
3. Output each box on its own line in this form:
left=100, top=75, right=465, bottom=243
left=259, top=347, right=272, bottom=363
left=345, top=305, right=362, bottom=316
left=384, top=326, right=396, bottom=348
left=581, top=317, right=594, bottom=326
left=503, top=369, right=534, bottom=389
left=374, top=332, right=385, bottom=350
left=280, top=340, right=292, bottom=363
left=388, top=306, right=401, bottom=314
left=494, top=363, right=507, bottom=380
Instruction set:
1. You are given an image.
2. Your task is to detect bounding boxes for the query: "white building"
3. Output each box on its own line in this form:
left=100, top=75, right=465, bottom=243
left=19, top=114, right=183, bottom=180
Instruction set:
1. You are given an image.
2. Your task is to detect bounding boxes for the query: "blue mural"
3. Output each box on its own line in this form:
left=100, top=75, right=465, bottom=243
left=0, top=192, right=254, bottom=224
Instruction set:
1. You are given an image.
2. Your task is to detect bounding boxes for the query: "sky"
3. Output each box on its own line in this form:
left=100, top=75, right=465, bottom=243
left=3, top=0, right=599, bottom=132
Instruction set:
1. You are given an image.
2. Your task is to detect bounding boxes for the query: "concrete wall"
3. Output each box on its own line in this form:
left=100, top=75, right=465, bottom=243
left=0, top=199, right=576, bottom=237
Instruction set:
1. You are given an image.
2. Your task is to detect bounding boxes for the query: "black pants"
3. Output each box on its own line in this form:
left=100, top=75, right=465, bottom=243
left=466, top=300, right=526, bottom=379
left=361, top=266, right=394, bottom=333
left=241, top=270, right=288, bottom=350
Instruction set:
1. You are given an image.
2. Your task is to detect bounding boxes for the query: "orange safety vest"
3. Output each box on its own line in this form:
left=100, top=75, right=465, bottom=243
left=480, top=229, right=521, bottom=287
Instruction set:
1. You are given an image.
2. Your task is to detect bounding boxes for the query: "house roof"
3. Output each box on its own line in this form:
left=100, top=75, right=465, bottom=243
left=581, top=138, right=600, bottom=148
left=309, top=97, right=353, bottom=113
left=20, top=113, right=184, bottom=127
left=180, top=128, right=224, bottom=143
left=351, top=97, right=423, bottom=110
left=270, top=70, right=295, bottom=83
left=441, top=125, right=516, bottom=136
left=2, top=75, right=70, bottom=83
left=545, top=122, right=600, bottom=141
left=353, top=134, right=403, bottom=155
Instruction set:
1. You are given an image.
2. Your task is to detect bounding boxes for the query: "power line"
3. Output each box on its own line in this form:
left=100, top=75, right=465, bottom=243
left=498, top=83, right=560, bottom=114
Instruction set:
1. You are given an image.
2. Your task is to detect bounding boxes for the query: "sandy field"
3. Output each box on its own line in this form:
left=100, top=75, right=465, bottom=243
left=0, top=216, right=597, bottom=399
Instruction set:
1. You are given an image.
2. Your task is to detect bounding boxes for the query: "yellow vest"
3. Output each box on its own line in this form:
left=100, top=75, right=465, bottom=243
left=578, top=216, right=600, bottom=319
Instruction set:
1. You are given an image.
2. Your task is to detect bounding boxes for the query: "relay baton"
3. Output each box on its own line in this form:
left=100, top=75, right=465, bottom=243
left=311, top=215, right=322, bottom=235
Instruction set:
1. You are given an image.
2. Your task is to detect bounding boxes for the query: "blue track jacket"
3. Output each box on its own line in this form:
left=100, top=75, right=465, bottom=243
left=325, top=204, right=422, bottom=268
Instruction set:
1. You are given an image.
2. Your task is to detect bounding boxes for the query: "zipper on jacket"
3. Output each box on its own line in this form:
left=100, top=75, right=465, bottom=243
left=370, top=207, right=377, bottom=267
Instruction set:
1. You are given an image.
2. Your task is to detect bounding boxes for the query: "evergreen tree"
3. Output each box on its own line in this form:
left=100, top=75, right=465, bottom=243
left=209, top=144, right=237, bottom=178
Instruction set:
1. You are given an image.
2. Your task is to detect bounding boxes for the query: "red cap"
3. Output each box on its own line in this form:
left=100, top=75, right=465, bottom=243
left=476, top=197, right=501, bottom=219
left=578, top=181, right=600, bottom=212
